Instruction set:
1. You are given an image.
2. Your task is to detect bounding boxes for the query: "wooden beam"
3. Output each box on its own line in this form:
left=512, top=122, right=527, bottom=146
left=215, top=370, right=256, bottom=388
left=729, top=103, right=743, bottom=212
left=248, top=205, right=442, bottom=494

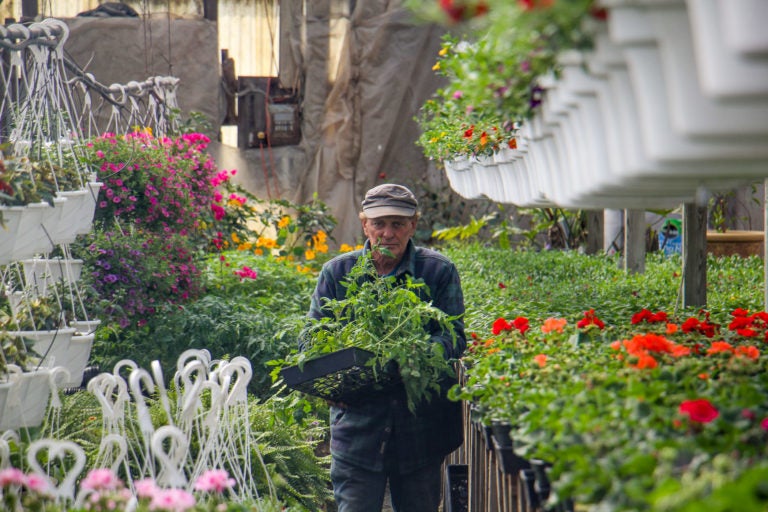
left=682, top=202, right=708, bottom=308
left=623, top=210, right=645, bottom=273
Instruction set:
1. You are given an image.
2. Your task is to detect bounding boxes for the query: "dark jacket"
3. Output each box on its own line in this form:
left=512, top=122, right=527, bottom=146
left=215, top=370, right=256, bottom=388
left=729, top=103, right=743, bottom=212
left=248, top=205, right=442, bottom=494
left=307, top=240, right=466, bottom=473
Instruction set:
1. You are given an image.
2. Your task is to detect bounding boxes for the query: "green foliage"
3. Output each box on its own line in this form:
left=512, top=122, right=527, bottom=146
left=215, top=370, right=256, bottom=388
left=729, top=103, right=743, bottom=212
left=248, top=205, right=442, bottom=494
left=275, top=250, right=459, bottom=413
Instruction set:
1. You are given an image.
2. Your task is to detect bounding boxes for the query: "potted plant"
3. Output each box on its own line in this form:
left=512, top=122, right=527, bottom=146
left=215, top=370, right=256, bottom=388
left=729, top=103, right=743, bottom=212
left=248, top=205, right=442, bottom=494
left=706, top=187, right=764, bottom=258
left=275, top=250, right=460, bottom=413
left=3, top=293, right=76, bottom=372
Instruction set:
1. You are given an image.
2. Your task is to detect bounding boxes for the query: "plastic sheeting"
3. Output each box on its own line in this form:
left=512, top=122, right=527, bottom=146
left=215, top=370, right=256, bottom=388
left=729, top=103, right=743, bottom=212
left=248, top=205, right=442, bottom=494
left=287, top=1, right=449, bottom=246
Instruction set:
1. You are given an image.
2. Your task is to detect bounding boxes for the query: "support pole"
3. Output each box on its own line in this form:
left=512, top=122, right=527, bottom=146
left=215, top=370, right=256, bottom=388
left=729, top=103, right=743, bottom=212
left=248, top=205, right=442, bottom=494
left=682, top=202, right=708, bottom=308
left=585, top=210, right=604, bottom=255
left=623, top=210, right=645, bottom=273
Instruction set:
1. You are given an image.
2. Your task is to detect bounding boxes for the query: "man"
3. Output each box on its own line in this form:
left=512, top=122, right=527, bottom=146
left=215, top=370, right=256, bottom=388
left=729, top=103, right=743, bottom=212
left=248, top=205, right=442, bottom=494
left=306, top=183, right=466, bottom=511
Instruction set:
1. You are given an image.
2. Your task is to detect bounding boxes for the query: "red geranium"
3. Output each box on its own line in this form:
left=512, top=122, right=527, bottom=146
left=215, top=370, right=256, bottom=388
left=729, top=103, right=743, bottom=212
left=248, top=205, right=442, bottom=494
left=679, top=399, right=719, bottom=424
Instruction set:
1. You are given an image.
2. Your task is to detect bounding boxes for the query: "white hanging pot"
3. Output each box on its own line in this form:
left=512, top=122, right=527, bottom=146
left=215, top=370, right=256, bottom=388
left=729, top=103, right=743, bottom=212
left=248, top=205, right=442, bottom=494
left=686, top=0, right=768, bottom=100
left=8, top=328, right=76, bottom=376
left=22, top=258, right=85, bottom=296
left=0, top=368, right=52, bottom=430
left=59, top=333, right=95, bottom=388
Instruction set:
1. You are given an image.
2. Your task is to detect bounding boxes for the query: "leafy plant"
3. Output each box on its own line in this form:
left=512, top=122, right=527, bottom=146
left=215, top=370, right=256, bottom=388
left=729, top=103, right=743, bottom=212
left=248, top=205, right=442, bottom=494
left=277, top=249, right=460, bottom=413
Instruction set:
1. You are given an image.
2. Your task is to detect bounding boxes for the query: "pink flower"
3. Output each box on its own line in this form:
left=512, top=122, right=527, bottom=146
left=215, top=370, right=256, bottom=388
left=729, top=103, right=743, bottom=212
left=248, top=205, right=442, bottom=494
left=0, top=468, right=26, bottom=487
left=135, top=478, right=159, bottom=498
left=150, top=488, right=196, bottom=511
left=194, top=469, right=236, bottom=493
left=761, top=418, right=768, bottom=432
left=80, top=468, right=123, bottom=491
left=24, top=473, right=49, bottom=493
left=233, top=266, right=258, bottom=281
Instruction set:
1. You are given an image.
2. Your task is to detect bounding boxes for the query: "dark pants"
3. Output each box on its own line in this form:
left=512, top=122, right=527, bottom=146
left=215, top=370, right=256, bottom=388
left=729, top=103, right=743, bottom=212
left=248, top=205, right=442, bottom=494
left=330, top=456, right=442, bottom=512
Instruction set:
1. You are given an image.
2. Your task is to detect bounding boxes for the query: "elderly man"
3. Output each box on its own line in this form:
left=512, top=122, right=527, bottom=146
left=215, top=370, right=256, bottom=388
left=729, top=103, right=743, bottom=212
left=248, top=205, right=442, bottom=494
left=306, top=183, right=466, bottom=511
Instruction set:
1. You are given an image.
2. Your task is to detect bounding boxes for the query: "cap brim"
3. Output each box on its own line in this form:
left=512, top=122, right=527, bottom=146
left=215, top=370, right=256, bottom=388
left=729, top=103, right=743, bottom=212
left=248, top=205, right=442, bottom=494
left=363, top=206, right=417, bottom=218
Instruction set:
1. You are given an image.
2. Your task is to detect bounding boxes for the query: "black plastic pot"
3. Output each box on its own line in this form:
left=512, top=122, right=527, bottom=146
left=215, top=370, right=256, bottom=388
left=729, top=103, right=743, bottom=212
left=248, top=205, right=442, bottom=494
left=444, top=464, right=469, bottom=512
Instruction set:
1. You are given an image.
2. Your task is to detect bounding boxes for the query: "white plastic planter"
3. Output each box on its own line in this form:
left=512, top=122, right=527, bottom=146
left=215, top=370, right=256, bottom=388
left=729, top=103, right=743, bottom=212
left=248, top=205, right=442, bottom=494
left=443, top=156, right=482, bottom=199
left=8, top=328, right=76, bottom=375
left=59, top=333, right=95, bottom=388
left=686, top=0, right=768, bottom=100
left=0, top=367, right=52, bottom=430
left=22, top=258, right=84, bottom=296
left=717, top=0, right=768, bottom=57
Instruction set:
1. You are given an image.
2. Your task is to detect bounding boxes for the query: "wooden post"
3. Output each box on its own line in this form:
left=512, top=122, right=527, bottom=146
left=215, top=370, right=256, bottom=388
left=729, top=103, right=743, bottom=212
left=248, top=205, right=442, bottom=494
left=682, top=202, right=708, bottom=308
left=585, top=210, right=604, bottom=255
left=623, top=210, right=645, bottom=273
left=203, top=0, right=218, bottom=21
left=21, top=0, right=38, bottom=21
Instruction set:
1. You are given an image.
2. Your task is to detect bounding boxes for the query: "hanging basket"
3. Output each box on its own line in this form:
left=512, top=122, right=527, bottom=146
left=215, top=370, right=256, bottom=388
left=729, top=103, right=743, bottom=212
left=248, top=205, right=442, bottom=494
left=0, top=367, right=52, bottom=431
left=7, top=328, right=76, bottom=378
left=21, top=257, right=85, bottom=296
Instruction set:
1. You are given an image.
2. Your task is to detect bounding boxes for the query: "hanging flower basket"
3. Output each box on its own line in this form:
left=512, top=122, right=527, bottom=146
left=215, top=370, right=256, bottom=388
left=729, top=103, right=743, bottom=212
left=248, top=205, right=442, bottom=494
left=0, top=366, right=52, bottom=431
left=7, top=328, right=76, bottom=376
left=21, top=257, right=85, bottom=296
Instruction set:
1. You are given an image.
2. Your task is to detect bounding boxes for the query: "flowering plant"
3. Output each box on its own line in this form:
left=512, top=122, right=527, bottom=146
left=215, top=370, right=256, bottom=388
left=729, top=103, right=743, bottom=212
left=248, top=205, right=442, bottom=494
left=0, top=467, right=291, bottom=512
left=75, top=226, right=202, bottom=328
left=450, top=306, right=768, bottom=510
left=412, top=0, right=603, bottom=160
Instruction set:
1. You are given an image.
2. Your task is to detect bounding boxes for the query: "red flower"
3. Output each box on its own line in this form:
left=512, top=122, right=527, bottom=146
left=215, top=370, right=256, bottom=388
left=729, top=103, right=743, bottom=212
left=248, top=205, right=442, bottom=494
left=679, top=399, right=719, bottom=424
left=463, top=126, right=474, bottom=139
left=498, top=282, right=506, bottom=289
left=512, top=316, right=530, bottom=335
left=439, top=0, right=489, bottom=23
left=577, top=309, right=605, bottom=330
left=492, top=317, right=512, bottom=335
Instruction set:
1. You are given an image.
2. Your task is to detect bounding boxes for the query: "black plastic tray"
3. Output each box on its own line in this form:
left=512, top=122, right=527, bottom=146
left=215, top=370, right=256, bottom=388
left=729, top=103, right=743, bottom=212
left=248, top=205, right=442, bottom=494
left=280, top=347, right=400, bottom=405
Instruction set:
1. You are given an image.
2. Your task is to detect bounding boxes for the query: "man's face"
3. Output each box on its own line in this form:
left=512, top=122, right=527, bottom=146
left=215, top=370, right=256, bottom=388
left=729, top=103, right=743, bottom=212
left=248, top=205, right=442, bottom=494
left=362, top=215, right=417, bottom=262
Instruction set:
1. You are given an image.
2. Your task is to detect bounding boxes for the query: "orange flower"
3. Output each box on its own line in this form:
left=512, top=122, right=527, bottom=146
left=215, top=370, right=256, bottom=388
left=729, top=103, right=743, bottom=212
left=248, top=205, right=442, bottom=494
left=533, top=354, right=547, bottom=368
left=541, top=317, right=567, bottom=334
left=707, top=341, right=735, bottom=355
left=735, top=345, right=760, bottom=360
left=665, top=323, right=679, bottom=334
left=698, top=373, right=709, bottom=380
left=631, top=352, right=658, bottom=370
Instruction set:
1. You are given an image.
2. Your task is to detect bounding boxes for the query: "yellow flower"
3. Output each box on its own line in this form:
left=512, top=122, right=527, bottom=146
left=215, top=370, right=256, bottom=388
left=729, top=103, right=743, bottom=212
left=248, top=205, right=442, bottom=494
left=339, top=243, right=355, bottom=253
left=254, top=248, right=264, bottom=256
left=295, top=264, right=313, bottom=274
left=439, top=47, right=448, bottom=57
left=355, top=244, right=364, bottom=250
left=231, top=232, right=240, bottom=244
left=432, top=62, right=440, bottom=71
left=278, top=215, right=291, bottom=228
left=237, top=242, right=252, bottom=251
left=256, top=236, right=277, bottom=249
left=314, top=230, right=327, bottom=243
left=305, top=249, right=316, bottom=260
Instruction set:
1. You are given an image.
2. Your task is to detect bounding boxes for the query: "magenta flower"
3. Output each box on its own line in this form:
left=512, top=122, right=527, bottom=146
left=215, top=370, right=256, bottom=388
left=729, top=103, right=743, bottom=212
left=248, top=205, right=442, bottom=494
left=233, top=266, right=258, bottom=281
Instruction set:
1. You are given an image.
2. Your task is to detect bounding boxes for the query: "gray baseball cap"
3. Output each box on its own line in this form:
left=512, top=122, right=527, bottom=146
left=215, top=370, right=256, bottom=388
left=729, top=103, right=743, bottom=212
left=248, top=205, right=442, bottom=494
left=361, top=184, right=418, bottom=218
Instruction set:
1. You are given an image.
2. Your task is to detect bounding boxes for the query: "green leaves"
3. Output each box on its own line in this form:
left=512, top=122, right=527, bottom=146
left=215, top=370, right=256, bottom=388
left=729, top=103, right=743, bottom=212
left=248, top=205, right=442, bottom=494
left=287, top=251, right=457, bottom=413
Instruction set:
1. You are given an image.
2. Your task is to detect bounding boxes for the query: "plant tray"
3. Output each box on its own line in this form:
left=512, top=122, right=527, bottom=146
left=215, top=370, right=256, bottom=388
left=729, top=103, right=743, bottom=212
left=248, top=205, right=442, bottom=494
left=280, top=347, right=400, bottom=405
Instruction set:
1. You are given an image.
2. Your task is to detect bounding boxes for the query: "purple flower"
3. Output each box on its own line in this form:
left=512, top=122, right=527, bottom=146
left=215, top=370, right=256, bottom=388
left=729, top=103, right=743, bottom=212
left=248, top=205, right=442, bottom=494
left=103, top=274, right=119, bottom=284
